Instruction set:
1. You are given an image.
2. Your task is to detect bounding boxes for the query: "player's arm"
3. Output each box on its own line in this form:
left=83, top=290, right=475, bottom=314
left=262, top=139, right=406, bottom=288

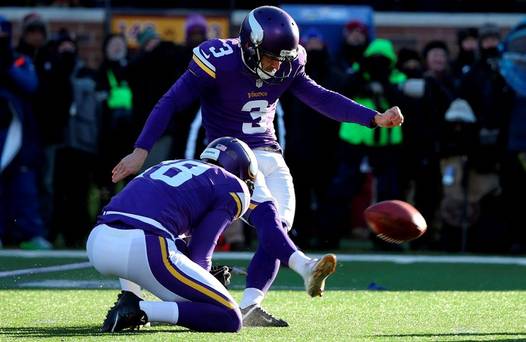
left=289, top=65, right=403, bottom=128
left=187, top=209, right=234, bottom=271
left=136, top=40, right=224, bottom=152
left=112, top=42, right=217, bottom=183
left=111, top=71, right=203, bottom=182
left=188, top=186, right=249, bottom=271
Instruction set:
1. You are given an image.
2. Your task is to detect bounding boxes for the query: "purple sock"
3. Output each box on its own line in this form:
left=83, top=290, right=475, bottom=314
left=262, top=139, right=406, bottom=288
left=177, top=302, right=241, bottom=332
left=246, top=246, right=280, bottom=292
left=245, top=201, right=297, bottom=292
left=249, top=201, right=297, bottom=264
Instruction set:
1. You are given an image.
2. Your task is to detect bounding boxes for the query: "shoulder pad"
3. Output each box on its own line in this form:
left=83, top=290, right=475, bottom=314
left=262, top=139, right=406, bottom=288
left=191, top=39, right=238, bottom=79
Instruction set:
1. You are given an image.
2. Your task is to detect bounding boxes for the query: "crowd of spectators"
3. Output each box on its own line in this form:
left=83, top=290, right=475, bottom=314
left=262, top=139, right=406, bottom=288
left=0, top=12, right=525, bottom=254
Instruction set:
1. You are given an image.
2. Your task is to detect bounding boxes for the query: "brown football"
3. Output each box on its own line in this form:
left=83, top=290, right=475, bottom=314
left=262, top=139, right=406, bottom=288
left=364, top=200, right=427, bottom=244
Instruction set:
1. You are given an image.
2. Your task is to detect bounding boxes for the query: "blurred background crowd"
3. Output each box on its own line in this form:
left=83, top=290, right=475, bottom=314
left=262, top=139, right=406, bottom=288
left=1, top=1, right=526, bottom=254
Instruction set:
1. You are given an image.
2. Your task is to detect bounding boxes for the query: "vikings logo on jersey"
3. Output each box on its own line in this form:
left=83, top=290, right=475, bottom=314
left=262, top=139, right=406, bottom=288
left=188, top=38, right=306, bottom=150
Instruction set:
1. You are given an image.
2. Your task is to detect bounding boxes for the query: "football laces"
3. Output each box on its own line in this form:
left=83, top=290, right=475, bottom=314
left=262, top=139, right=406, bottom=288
left=377, top=233, right=404, bottom=244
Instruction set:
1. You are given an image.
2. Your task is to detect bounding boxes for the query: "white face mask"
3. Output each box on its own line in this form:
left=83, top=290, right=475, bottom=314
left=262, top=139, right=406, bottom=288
left=256, top=62, right=277, bottom=80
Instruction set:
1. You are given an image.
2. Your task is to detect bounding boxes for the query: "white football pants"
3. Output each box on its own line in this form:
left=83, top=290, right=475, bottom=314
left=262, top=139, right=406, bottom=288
left=86, top=224, right=236, bottom=308
left=251, top=149, right=296, bottom=229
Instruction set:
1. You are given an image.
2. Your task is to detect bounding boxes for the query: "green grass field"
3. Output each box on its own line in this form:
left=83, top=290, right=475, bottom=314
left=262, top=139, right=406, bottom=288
left=1, top=251, right=526, bottom=341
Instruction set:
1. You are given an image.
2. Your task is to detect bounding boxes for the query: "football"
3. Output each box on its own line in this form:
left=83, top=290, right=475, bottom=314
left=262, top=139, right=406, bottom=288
left=364, top=200, right=427, bottom=244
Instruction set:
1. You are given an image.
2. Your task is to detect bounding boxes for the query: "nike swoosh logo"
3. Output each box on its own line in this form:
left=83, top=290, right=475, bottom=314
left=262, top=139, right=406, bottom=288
left=111, top=312, right=119, bottom=332
left=261, top=316, right=273, bottom=323
left=201, top=50, right=210, bottom=59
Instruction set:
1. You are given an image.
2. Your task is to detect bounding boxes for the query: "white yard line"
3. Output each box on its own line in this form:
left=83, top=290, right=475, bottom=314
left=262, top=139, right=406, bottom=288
left=334, top=254, right=526, bottom=265
left=220, top=252, right=526, bottom=265
left=1, top=250, right=526, bottom=288
left=14, top=280, right=349, bottom=290
left=18, top=279, right=120, bottom=289
left=0, top=250, right=88, bottom=258
left=0, top=262, right=92, bottom=278
left=1, top=250, right=526, bottom=267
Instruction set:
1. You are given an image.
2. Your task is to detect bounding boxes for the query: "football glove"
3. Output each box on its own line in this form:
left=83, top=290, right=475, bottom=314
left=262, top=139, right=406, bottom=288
left=210, top=265, right=232, bottom=288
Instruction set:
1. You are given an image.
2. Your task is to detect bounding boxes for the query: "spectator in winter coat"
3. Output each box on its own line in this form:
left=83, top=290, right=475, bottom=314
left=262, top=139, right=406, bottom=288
left=0, top=16, right=51, bottom=249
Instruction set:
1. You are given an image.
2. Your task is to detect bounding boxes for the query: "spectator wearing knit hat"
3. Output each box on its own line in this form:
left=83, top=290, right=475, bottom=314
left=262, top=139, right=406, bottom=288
left=127, top=26, right=185, bottom=168
left=165, top=14, right=211, bottom=161
left=453, top=27, right=478, bottom=77
left=451, top=23, right=512, bottom=252
left=422, top=40, right=450, bottom=79
left=396, top=48, right=423, bottom=79
left=405, top=40, right=456, bottom=251
left=280, top=28, right=345, bottom=249
left=320, top=38, right=407, bottom=251
left=94, top=33, right=134, bottom=212
left=457, top=23, right=509, bottom=171
left=338, top=20, right=370, bottom=75
left=17, top=17, right=66, bottom=243
left=478, top=23, right=501, bottom=64
left=17, top=12, right=48, bottom=62
left=40, top=27, right=100, bottom=248
left=184, top=14, right=208, bottom=48
left=0, top=15, right=52, bottom=250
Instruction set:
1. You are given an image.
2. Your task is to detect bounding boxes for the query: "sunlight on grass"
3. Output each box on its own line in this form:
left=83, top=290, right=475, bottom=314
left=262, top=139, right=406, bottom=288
left=1, top=290, right=526, bottom=341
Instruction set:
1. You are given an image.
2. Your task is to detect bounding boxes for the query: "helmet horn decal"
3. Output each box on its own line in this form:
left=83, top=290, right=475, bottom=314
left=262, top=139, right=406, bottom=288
left=248, top=10, right=264, bottom=46
left=239, top=6, right=299, bottom=84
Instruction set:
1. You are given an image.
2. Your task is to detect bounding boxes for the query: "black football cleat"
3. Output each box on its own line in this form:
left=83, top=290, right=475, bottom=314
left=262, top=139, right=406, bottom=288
left=100, top=290, right=148, bottom=333
left=241, top=304, right=289, bottom=327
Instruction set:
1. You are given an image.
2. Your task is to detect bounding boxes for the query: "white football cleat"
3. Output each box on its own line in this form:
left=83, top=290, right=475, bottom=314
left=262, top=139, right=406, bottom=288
left=305, top=254, right=337, bottom=297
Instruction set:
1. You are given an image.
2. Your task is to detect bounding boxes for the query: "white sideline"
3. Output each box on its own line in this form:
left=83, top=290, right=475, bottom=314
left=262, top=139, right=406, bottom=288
left=1, top=251, right=526, bottom=280
left=0, top=262, right=91, bottom=278
left=1, top=249, right=526, bottom=265
left=19, top=279, right=120, bottom=288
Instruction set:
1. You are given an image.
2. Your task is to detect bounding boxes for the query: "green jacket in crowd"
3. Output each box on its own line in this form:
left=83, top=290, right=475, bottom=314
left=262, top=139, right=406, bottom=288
left=340, top=38, right=406, bottom=147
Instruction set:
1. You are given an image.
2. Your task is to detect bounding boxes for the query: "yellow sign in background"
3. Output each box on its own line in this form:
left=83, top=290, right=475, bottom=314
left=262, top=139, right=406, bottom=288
left=111, top=14, right=230, bottom=47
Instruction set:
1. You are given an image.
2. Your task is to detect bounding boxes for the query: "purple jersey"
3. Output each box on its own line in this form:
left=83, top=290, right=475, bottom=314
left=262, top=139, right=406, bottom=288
left=135, top=38, right=377, bottom=151
left=98, top=160, right=250, bottom=269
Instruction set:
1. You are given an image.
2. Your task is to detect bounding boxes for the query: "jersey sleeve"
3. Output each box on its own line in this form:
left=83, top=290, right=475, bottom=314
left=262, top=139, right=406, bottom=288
left=188, top=39, right=235, bottom=80
left=187, top=208, right=233, bottom=271
left=288, top=47, right=378, bottom=127
left=134, top=40, right=233, bottom=151
left=186, top=172, right=250, bottom=271
left=134, top=70, right=208, bottom=151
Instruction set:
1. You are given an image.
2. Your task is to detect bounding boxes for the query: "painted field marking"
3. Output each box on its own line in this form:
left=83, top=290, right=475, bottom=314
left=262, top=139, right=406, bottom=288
left=1, top=250, right=526, bottom=281
left=18, top=279, right=120, bottom=288
left=0, top=250, right=88, bottom=258
left=1, top=249, right=525, bottom=289
left=0, top=262, right=91, bottom=278
left=1, top=249, right=526, bottom=265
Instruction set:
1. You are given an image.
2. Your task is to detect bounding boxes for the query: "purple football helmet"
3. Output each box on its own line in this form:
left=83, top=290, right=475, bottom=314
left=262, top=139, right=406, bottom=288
left=200, top=137, right=258, bottom=194
left=239, top=6, right=299, bottom=83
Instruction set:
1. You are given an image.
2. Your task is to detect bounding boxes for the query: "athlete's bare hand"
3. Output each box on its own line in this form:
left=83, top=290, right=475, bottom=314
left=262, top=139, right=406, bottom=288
left=112, top=148, right=148, bottom=183
left=374, top=106, right=404, bottom=128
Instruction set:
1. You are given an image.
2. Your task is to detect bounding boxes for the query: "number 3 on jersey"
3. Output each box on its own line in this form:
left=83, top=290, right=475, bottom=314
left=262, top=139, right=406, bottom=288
left=242, top=100, right=270, bottom=134
left=208, top=42, right=233, bottom=58
left=141, top=160, right=209, bottom=187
